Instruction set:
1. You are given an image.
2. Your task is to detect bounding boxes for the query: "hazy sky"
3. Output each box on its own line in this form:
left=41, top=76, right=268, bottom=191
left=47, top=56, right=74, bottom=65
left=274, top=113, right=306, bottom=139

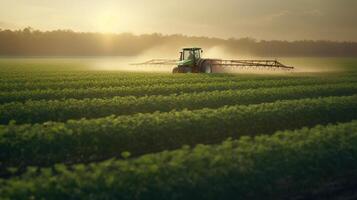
left=1, top=0, right=356, bottom=41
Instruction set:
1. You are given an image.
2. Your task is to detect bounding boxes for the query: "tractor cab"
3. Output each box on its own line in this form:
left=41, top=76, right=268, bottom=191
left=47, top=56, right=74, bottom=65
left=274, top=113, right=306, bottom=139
left=178, top=48, right=203, bottom=67
left=173, top=47, right=212, bottom=73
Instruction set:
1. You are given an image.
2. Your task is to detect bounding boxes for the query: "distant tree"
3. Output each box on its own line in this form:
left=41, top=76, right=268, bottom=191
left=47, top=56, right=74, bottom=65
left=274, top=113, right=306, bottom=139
left=0, top=28, right=356, bottom=57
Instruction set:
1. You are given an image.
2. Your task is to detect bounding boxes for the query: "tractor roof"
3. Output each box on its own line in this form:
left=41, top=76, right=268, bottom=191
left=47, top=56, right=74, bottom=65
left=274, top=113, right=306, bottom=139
left=182, top=47, right=202, bottom=51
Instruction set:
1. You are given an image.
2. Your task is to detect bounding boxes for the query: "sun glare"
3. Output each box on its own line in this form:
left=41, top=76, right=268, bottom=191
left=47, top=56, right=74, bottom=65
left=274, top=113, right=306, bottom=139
left=95, top=12, right=121, bottom=33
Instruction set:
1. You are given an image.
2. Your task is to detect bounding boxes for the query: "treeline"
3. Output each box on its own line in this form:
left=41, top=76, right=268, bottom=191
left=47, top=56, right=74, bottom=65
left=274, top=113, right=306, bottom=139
left=0, top=27, right=357, bottom=57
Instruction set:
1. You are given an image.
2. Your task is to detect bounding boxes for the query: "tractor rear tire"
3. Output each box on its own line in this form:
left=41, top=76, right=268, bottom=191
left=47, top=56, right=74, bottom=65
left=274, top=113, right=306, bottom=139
left=199, top=59, right=213, bottom=73
left=204, top=65, right=212, bottom=73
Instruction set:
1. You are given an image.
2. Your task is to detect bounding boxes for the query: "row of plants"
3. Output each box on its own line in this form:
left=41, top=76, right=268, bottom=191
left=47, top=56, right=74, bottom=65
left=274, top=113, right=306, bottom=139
left=0, top=73, right=223, bottom=84
left=0, top=73, right=291, bottom=91
left=1, top=76, right=356, bottom=104
left=3, top=69, right=357, bottom=83
left=0, top=71, right=272, bottom=83
left=1, top=95, right=356, bottom=172
left=2, top=72, right=351, bottom=91
left=3, top=68, right=357, bottom=82
left=1, top=121, right=357, bottom=199
left=1, top=83, right=356, bottom=124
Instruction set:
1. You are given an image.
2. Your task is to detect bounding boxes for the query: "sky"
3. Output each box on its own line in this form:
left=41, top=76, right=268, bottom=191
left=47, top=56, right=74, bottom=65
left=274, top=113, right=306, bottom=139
left=0, top=0, right=356, bottom=41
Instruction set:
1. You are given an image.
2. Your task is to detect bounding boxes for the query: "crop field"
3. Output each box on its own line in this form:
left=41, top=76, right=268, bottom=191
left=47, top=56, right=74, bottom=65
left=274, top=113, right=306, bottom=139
left=1, top=58, right=357, bottom=199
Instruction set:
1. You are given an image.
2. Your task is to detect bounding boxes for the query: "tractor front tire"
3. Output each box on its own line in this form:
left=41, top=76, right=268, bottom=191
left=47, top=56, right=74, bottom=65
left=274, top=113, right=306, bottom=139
left=172, top=67, right=179, bottom=74
left=173, top=66, right=192, bottom=74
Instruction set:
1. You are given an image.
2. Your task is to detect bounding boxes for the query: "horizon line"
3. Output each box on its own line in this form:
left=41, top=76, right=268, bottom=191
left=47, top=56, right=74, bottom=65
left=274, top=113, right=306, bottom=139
left=1, top=26, right=357, bottom=43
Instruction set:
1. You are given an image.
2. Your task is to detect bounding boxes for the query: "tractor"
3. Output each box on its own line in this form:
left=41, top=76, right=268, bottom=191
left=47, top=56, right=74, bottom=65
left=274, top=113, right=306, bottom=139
left=172, top=48, right=214, bottom=73
left=132, top=47, right=294, bottom=73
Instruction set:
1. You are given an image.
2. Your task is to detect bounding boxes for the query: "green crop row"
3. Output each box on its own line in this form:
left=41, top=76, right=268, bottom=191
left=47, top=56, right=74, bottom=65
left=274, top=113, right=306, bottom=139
left=0, top=73, right=221, bottom=84
left=1, top=76, right=357, bottom=104
left=0, top=71, right=277, bottom=84
left=0, top=73, right=350, bottom=91
left=0, top=73, right=292, bottom=91
left=2, top=68, right=356, bottom=82
left=1, top=95, right=357, bottom=173
left=1, top=121, right=357, bottom=199
left=1, top=83, right=356, bottom=124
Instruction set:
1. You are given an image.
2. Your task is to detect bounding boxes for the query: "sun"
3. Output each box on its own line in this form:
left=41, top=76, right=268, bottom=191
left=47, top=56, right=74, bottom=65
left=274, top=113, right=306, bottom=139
left=95, top=12, right=120, bottom=33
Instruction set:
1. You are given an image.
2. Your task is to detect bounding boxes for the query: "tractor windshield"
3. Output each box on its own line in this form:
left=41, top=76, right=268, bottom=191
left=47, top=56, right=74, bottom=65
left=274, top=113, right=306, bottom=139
left=194, top=50, right=201, bottom=59
left=183, top=51, right=193, bottom=60
left=183, top=49, right=201, bottom=60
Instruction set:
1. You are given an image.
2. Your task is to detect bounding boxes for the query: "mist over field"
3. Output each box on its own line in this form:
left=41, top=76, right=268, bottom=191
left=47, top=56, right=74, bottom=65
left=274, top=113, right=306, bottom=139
left=1, top=28, right=357, bottom=58
left=1, top=28, right=357, bottom=73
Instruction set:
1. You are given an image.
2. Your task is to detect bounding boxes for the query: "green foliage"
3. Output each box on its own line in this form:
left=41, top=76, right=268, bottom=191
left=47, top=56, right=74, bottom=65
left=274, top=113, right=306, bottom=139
left=1, top=95, right=357, bottom=172
left=0, top=75, right=356, bottom=103
left=1, top=83, right=357, bottom=124
left=1, top=62, right=357, bottom=198
left=121, top=151, right=131, bottom=159
left=0, top=72, right=277, bottom=91
left=1, top=121, right=357, bottom=199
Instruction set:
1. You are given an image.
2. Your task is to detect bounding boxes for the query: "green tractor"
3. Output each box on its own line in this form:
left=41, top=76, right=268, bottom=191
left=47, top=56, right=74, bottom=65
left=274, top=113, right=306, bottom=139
left=172, top=48, right=216, bottom=73
left=132, top=47, right=294, bottom=73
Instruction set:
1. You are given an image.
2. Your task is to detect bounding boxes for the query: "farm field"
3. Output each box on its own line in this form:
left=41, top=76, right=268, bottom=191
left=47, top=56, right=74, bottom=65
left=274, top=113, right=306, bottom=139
left=1, top=57, right=357, bottom=199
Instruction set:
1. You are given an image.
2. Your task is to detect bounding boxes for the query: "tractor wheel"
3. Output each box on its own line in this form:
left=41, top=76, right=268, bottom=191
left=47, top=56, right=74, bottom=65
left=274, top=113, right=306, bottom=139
left=172, top=67, right=179, bottom=74
left=177, top=66, right=192, bottom=73
left=199, top=59, right=213, bottom=73
left=204, top=65, right=212, bottom=73
left=173, top=67, right=192, bottom=73
left=182, top=67, right=192, bottom=73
